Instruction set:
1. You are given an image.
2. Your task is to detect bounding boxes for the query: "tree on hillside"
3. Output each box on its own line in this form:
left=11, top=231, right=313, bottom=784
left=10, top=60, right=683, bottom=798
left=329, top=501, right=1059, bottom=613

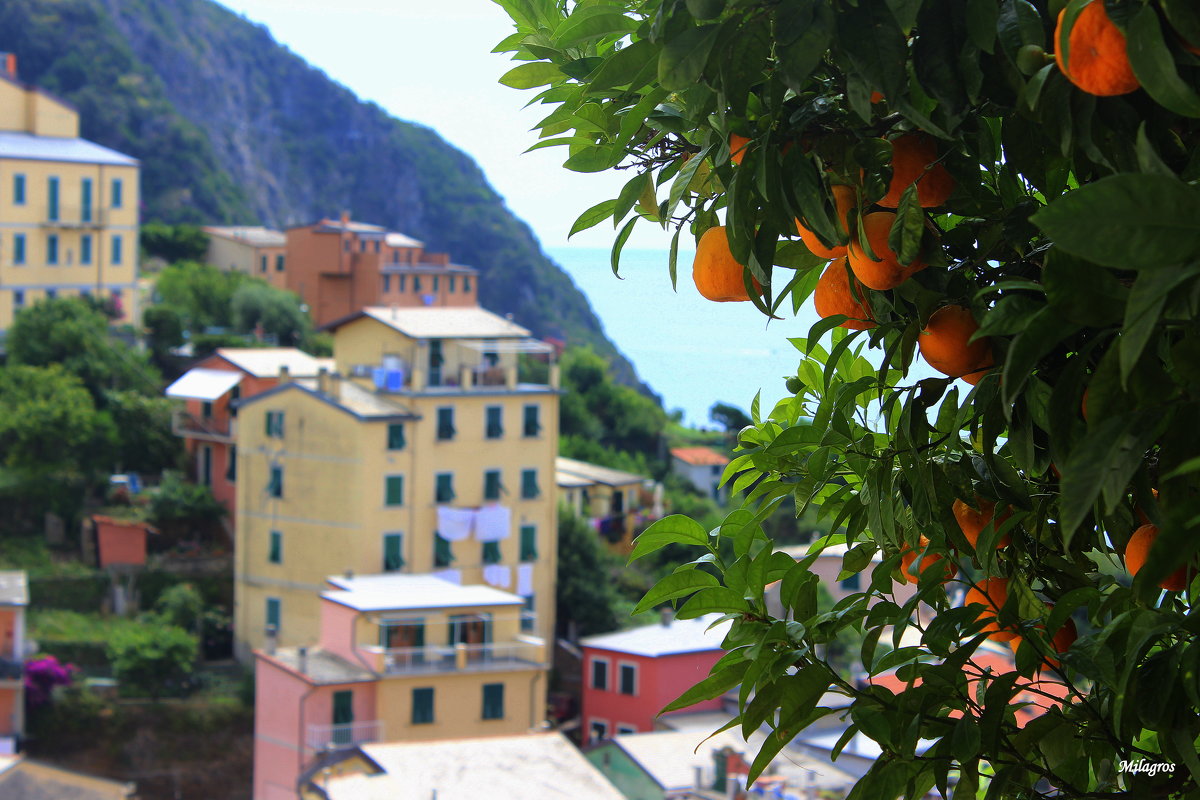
left=141, top=222, right=209, bottom=263
left=0, top=365, right=112, bottom=476
left=229, top=281, right=312, bottom=346
left=560, top=347, right=667, bottom=469
left=495, top=0, right=1200, bottom=796
left=556, top=507, right=626, bottom=638
left=154, top=261, right=247, bottom=333
left=103, top=390, right=183, bottom=475
left=709, top=402, right=752, bottom=434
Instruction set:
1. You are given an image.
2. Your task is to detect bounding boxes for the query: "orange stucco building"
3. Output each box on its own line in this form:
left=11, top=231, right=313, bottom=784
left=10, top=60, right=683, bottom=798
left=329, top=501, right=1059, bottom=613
left=282, top=215, right=478, bottom=327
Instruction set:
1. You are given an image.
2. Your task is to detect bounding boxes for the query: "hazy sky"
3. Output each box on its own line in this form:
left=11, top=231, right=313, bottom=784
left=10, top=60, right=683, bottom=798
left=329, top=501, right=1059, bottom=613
left=215, top=0, right=677, bottom=251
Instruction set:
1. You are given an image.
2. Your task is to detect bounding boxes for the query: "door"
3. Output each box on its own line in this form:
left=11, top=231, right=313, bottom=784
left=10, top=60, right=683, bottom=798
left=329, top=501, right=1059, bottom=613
left=332, top=690, right=354, bottom=746
left=428, top=339, right=443, bottom=386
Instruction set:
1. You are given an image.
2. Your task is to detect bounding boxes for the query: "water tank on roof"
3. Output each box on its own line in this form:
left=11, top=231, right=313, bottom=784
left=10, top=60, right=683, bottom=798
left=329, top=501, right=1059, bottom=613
left=373, top=367, right=387, bottom=389
left=386, top=369, right=404, bottom=392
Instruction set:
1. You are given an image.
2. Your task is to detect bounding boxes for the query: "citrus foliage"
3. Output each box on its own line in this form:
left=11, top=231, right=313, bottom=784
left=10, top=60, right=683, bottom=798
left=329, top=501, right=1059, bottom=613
left=493, top=0, right=1200, bottom=796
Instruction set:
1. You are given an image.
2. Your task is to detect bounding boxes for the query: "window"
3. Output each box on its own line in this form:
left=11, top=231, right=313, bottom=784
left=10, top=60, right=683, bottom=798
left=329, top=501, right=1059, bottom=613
left=45, top=288, right=57, bottom=300
left=332, top=690, right=354, bottom=745
left=265, top=410, right=285, bottom=438
left=111, top=234, right=123, bottom=265
left=483, top=470, right=502, bottom=501
left=521, top=595, right=535, bottom=632
left=435, top=473, right=455, bottom=503
left=260, top=255, right=267, bottom=273
left=411, top=687, right=434, bottom=725
left=432, top=275, right=439, bottom=292
left=267, top=465, right=283, bottom=498
left=200, top=445, right=212, bottom=486
left=383, top=533, right=404, bottom=572
left=12, top=290, right=24, bottom=311
left=111, top=178, right=123, bottom=208
left=449, top=276, right=456, bottom=293
left=13, top=174, right=25, bottom=205
left=13, top=234, right=25, bottom=265
left=46, top=234, right=59, bottom=265
left=398, top=275, right=407, bottom=292
left=485, top=406, right=503, bottom=439
left=266, top=597, right=281, bottom=630
left=434, top=533, right=454, bottom=567
left=436, top=407, right=455, bottom=440
left=711, top=464, right=722, bottom=475
left=47, top=177, right=59, bottom=220
left=589, top=719, right=608, bottom=741
left=382, top=274, right=391, bottom=293
left=275, top=254, right=284, bottom=271
left=617, top=724, right=637, bottom=735
left=521, top=469, right=540, bottom=499
left=226, top=445, right=237, bottom=481
left=463, top=276, right=472, bottom=293
left=80, top=234, right=92, bottom=264
left=523, top=404, right=541, bottom=437
left=482, top=541, right=502, bottom=565
left=385, top=475, right=405, bottom=507
left=840, top=573, right=861, bottom=591
left=387, top=423, right=406, bottom=450
left=413, top=276, right=422, bottom=292
left=619, top=663, right=637, bottom=695
left=201, top=401, right=213, bottom=419
left=482, top=683, right=504, bottom=720
left=591, top=658, right=609, bottom=691
left=519, top=525, right=537, bottom=562
left=268, top=530, right=282, bottom=564
left=81, top=178, right=93, bottom=222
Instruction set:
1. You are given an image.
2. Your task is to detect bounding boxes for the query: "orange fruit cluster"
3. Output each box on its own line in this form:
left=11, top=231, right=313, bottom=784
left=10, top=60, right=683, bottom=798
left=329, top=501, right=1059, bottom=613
left=878, top=133, right=955, bottom=209
left=918, top=305, right=994, bottom=385
left=814, top=258, right=874, bottom=330
left=692, top=226, right=761, bottom=302
left=1054, top=2, right=1141, bottom=97
left=953, top=496, right=1012, bottom=550
left=899, top=536, right=957, bottom=585
left=1125, top=523, right=1191, bottom=591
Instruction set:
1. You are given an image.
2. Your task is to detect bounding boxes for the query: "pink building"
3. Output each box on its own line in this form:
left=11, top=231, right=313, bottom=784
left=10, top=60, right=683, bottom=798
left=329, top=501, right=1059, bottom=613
left=0, top=572, right=27, bottom=754
left=580, top=613, right=728, bottom=745
left=165, top=348, right=334, bottom=515
left=92, top=516, right=154, bottom=568
left=253, top=573, right=548, bottom=800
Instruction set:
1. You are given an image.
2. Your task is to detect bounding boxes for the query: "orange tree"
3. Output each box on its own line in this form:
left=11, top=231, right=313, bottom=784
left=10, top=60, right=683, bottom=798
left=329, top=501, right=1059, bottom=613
left=493, top=0, right=1200, bottom=796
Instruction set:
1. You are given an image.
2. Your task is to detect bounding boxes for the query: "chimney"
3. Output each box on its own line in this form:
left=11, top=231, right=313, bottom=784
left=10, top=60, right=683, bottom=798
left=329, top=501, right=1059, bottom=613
left=278, top=365, right=290, bottom=383
left=340, top=210, right=351, bottom=226
left=0, top=53, right=15, bottom=80
left=344, top=568, right=354, bottom=581
left=317, top=366, right=330, bottom=396
left=660, top=607, right=674, bottom=628
left=264, top=624, right=278, bottom=656
left=297, top=646, right=308, bottom=675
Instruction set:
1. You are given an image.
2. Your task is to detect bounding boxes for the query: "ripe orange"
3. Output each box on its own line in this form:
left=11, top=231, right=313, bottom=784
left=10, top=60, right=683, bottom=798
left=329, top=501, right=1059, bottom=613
left=1054, top=3, right=1141, bottom=97
left=730, top=134, right=751, bottom=165
left=846, top=212, right=926, bottom=290
left=796, top=185, right=855, bottom=260
left=1125, top=523, right=1189, bottom=591
left=899, top=536, right=957, bottom=585
left=953, top=496, right=1012, bottom=549
left=1081, top=386, right=1090, bottom=421
left=918, top=305, right=994, bottom=383
left=870, top=90, right=885, bottom=104
left=964, top=577, right=1018, bottom=642
left=878, top=133, right=956, bottom=209
left=814, top=258, right=875, bottom=330
left=692, top=226, right=760, bottom=302
left=1012, top=611, right=1078, bottom=669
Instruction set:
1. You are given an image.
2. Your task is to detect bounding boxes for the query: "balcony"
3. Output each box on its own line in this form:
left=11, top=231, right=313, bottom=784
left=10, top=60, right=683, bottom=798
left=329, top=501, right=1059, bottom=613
left=171, top=410, right=235, bottom=444
left=41, top=206, right=105, bottom=229
left=368, top=639, right=545, bottom=676
left=305, top=720, right=383, bottom=752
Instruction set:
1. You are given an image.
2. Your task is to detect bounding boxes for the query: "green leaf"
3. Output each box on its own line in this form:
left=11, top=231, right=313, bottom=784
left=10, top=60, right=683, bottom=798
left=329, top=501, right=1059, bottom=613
left=1031, top=175, right=1200, bottom=269
left=588, top=39, right=659, bottom=92
left=676, top=587, right=750, bottom=618
left=836, top=3, right=908, bottom=104
left=658, top=25, right=720, bottom=90
left=555, top=10, right=638, bottom=47
left=661, top=660, right=751, bottom=714
left=1127, top=5, right=1200, bottom=118
left=1000, top=306, right=1078, bottom=409
left=1121, top=268, right=1197, bottom=385
left=564, top=145, right=620, bottom=173
left=610, top=216, right=637, bottom=275
left=569, top=199, right=618, bottom=238
left=613, top=172, right=651, bottom=227
left=632, top=569, right=721, bottom=615
left=630, top=514, right=710, bottom=561
left=686, top=0, right=725, bottom=22
left=498, top=62, right=565, bottom=90
left=966, top=0, right=999, bottom=53
left=1161, top=0, right=1200, bottom=53
left=888, top=185, right=924, bottom=266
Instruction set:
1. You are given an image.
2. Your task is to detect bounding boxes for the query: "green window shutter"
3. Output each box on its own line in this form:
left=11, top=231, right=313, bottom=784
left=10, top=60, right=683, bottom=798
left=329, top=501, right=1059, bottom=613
left=523, top=405, right=540, bottom=437
left=387, top=423, right=406, bottom=450
left=521, top=469, right=539, bottom=499
left=519, top=525, right=537, bottom=562
left=521, top=595, right=535, bottom=632
left=435, top=473, right=455, bottom=503
left=264, top=412, right=272, bottom=436
left=226, top=445, right=237, bottom=482
left=482, top=541, right=502, bottom=565
left=386, top=475, right=405, bottom=506
left=383, top=533, right=404, bottom=571
left=482, top=683, right=504, bottom=720
left=268, top=465, right=283, bottom=498
left=269, top=530, right=282, bottom=564
left=437, top=407, right=455, bottom=440
left=266, top=597, right=280, bottom=629
left=486, top=406, right=503, bottom=439
left=434, top=534, right=454, bottom=567
left=484, top=470, right=502, bottom=501
left=412, top=687, right=435, bottom=724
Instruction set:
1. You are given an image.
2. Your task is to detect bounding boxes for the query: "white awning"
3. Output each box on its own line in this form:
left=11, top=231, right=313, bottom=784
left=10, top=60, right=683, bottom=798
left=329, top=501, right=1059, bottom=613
left=457, top=339, right=555, bottom=354
left=165, top=368, right=243, bottom=401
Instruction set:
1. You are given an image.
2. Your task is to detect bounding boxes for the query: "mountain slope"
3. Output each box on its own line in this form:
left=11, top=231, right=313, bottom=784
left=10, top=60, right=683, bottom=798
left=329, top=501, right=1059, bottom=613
left=0, top=0, right=647, bottom=389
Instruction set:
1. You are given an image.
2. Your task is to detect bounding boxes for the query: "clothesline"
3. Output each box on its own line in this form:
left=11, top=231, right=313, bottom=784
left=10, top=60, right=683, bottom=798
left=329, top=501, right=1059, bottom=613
left=435, top=504, right=512, bottom=542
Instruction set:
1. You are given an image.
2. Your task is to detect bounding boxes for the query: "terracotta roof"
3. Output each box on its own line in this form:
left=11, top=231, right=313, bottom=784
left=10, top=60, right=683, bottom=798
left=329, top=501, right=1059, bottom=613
left=670, top=447, right=730, bottom=466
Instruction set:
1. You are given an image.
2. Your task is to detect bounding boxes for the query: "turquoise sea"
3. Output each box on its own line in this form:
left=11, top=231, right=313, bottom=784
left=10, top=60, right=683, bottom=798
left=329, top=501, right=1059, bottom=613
left=547, top=247, right=823, bottom=427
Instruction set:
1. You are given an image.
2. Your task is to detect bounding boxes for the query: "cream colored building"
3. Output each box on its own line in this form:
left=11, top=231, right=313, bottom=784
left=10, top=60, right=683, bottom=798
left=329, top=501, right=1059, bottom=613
left=203, top=226, right=288, bottom=289
left=233, top=305, right=561, bottom=659
left=0, top=56, right=139, bottom=332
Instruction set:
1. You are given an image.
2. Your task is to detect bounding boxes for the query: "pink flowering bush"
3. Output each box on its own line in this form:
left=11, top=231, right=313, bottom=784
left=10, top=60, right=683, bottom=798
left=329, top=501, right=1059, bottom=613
left=24, top=655, right=77, bottom=709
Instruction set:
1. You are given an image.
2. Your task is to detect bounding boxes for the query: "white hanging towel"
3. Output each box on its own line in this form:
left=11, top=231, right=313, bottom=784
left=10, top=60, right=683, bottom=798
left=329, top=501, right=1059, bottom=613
left=474, top=504, right=512, bottom=542
left=483, top=564, right=512, bottom=588
left=517, top=564, right=535, bottom=596
left=436, top=506, right=476, bottom=542
left=432, top=569, right=462, bottom=585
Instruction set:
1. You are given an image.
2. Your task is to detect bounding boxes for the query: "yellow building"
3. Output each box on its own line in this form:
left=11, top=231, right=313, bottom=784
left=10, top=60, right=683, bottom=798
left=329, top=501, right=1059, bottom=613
left=0, top=55, right=140, bottom=332
left=556, top=457, right=660, bottom=556
left=202, top=226, right=288, bottom=290
left=233, top=305, right=560, bottom=659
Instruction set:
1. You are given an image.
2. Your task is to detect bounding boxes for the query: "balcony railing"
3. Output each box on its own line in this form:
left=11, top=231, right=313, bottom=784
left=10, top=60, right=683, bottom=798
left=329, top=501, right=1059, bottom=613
left=42, top=206, right=106, bottom=228
left=371, top=640, right=544, bottom=675
left=306, top=720, right=383, bottom=752
left=171, top=410, right=234, bottom=443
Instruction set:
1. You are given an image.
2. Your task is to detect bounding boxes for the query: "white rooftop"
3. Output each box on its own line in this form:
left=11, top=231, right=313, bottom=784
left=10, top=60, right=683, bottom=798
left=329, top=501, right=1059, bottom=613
left=323, top=573, right=524, bottom=612
left=215, top=347, right=335, bottom=378
left=384, top=231, right=423, bottom=248
left=203, top=226, right=286, bottom=247
left=0, top=572, right=27, bottom=606
left=581, top=613, right=728, bottom=657
left=556, top=471, right=595, bottom=489
left=164, top=368, right=243, bottom=402
left=324, top=733, right=623, bottom=800
left=0, top=131, right=138, bottom=166
left=556, top=457, right=646, bottom=487
left=348, top=306, right=532, bottom=339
